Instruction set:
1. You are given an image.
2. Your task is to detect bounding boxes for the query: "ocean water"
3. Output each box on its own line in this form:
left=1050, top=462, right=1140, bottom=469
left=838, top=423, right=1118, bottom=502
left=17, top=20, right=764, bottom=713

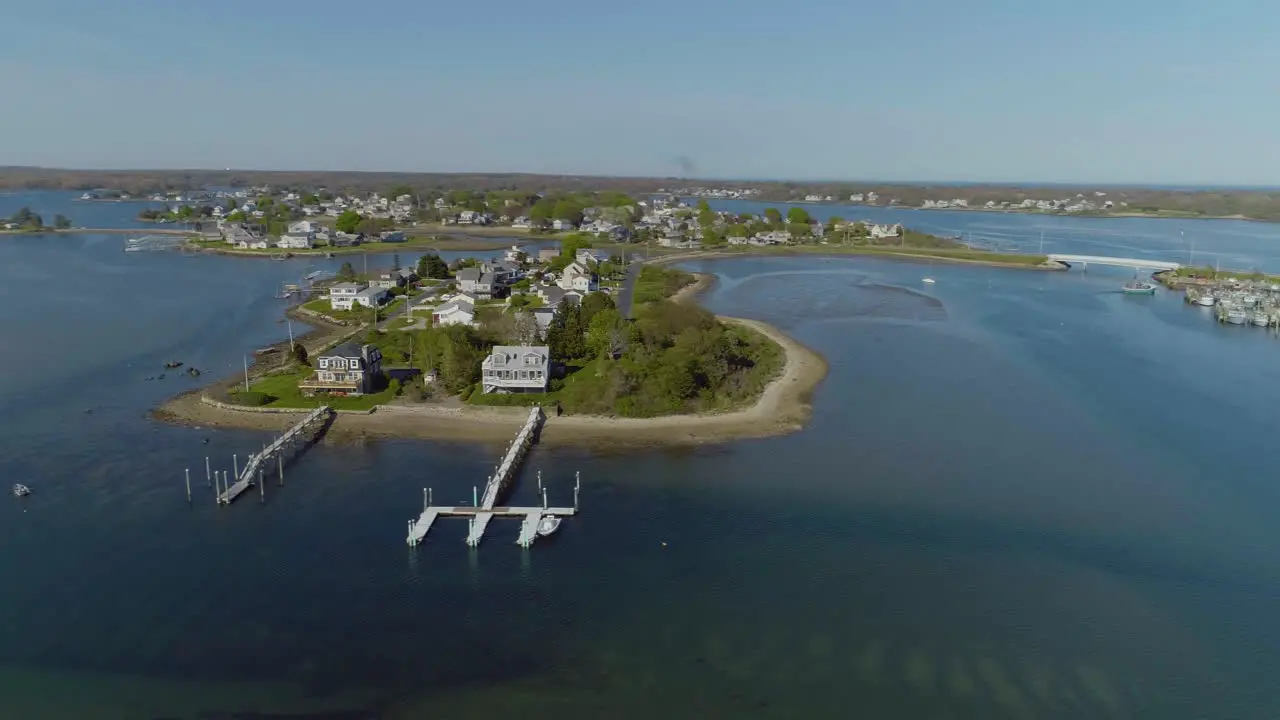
left=3, top=193, right=1280, bottom=718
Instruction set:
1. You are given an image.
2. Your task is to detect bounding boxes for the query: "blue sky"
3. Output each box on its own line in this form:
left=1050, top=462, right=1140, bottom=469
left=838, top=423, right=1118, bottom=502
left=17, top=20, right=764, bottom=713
left=2, top=0, right=1278, bottom=184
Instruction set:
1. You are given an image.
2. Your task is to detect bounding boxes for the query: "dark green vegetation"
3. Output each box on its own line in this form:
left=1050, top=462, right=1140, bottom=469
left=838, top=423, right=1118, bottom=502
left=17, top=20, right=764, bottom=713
left=469, top=299, right=782, bottom=417
left=233, top=369, right=397, bottom=411
left=2, top=206, right=64, bottom=231
left=634, top=265, right=697, bottom=304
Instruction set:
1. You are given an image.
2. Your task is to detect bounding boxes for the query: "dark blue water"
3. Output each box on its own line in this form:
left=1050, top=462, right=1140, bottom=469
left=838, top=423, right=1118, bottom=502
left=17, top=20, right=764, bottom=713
left=5, top=193, right=1280, bottom=718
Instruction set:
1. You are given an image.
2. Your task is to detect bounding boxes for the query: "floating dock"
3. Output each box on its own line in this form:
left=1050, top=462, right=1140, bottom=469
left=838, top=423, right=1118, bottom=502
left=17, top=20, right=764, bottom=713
left=217, top=405, right=333, bottom=505
left=406, top=406, right=581, bottom=548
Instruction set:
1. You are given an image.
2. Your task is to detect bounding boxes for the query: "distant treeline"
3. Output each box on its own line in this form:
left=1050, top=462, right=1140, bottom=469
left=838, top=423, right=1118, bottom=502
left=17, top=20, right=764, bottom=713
left=5, top=167, right=1280, bottom=221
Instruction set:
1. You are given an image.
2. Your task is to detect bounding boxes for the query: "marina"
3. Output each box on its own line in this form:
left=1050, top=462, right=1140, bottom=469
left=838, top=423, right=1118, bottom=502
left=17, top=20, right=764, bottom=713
left=1182, top=282, right=1280, bottom=329
left=406, top=406, right=580, bottom=548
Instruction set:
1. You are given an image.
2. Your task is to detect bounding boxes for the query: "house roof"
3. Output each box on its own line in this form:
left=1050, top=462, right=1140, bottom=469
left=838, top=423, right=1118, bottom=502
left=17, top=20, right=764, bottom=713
left=487, top=345, right=550, bottom=365
left=456, top=267, right=481, bottom=282
left=355, top=286, right=388, bottom=299
left=322, top=342, right=364, bottom=359
left=331, top=282, right=363, bottom=291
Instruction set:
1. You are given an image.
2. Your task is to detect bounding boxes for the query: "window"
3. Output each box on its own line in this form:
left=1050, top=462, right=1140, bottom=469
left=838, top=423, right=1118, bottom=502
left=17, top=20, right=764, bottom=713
left=319, top=358, right=329, bottom=369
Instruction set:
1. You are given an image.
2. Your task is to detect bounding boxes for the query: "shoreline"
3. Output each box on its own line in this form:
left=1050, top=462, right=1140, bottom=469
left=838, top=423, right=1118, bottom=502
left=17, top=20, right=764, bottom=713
left=152, top=272, right=828, bottom=449
left=644, top=246, right=1066, bottom=271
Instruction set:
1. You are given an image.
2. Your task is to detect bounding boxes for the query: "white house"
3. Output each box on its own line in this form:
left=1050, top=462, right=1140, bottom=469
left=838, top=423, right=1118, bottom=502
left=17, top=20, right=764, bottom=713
left=575, top=248, right=606, bottom=266
left=288, top=220, right=323, bottom=235
left=511, top=216, right=532, bottom=229
left=868, top=223, right=902, bottom=239
left=551, top=219, right=576, bottom=231
left=278, top=233, right=313, bottom=249
left=299, top=342, right=383, bottom=396
left=329, top=282, right=366, bottom=310
left=556, top=261, right=597, bottom=292
left=431, top=294, right=476, bottom=327
left=481, top=345, right=550, bottom=394
left=353, top=286, right=390, bottom=308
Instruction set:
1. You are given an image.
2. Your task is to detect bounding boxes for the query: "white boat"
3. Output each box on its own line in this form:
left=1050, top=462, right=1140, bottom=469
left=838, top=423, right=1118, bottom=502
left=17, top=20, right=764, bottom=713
left=1253, top=312, right=1270, bottom=327
left=1195, top=294, right=1215, bottom=307
left=921, top=277, right=936, bottom=284
left=1227, top=309, right=1249, bottom=325
left=537, top=515, right=561, bottom=536
left=12, top=483, right=30, bottom=498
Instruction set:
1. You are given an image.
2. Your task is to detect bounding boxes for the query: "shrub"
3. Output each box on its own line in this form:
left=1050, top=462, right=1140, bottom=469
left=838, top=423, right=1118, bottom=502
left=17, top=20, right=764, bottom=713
left=229, top=391, right=274, bottom=406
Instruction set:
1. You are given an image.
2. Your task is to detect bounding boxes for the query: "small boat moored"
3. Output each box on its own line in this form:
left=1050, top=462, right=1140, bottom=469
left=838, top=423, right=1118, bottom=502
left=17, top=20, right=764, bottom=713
left=1195, top=293, right=1216, bottom=307
left=537, top=515, right=562, bottom=537
left=921, top=277, right=936, bottom=284
left=1226, top=309, right=1249, bottom=325
left=13, top=483, right=30, bottom=498
left=1253, top=311, right=1270, bottom=327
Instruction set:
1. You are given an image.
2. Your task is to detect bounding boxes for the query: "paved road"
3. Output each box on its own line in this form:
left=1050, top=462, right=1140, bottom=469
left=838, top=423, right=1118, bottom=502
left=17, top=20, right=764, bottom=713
left=616, top=258, right=644, bottom=320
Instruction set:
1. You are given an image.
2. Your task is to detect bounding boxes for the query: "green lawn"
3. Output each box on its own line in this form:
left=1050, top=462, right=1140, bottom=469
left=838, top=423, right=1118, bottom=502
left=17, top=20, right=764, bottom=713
left=230, top=370, right=397, bottom=411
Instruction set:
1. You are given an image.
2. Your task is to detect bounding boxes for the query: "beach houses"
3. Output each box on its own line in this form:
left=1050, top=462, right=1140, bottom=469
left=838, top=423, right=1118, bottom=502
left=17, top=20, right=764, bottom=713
left=481, top=345, right=550, bottom=394
left=299, top=342, right=383, bottom=396
left=352, top=286, right=390, bottom=308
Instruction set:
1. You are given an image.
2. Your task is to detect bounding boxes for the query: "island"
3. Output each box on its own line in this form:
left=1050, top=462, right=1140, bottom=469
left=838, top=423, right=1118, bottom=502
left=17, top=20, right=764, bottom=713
left=156, top=243, right=828, bottom=447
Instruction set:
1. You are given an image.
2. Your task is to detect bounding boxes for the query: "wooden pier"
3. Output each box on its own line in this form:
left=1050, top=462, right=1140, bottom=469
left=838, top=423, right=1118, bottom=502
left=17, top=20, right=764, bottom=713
left=406, top=406, right=582, bottom=548
left=216, top=405, right=333, bottom=505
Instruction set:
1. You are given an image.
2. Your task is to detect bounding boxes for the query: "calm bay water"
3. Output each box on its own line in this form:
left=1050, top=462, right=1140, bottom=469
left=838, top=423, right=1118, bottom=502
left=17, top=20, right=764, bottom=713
left=4, top=193, right=1280, bottom=717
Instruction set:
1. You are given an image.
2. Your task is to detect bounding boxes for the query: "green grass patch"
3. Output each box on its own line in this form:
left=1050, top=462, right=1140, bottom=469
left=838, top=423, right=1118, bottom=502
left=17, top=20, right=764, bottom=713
left=231, top=370, right=396, bottom=411
left=634, top=265, right=696, bottom=304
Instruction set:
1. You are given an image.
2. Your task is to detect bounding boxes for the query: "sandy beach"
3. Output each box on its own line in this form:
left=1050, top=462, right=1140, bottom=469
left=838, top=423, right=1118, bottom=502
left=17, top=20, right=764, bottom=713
left=154, top=272, right=827, bottom=448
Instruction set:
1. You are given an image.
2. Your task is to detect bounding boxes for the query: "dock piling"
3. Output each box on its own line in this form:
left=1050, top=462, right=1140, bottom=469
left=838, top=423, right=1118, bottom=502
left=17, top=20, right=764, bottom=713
left=205, top=457, right=211, bottom=487
left=259, top=469, right=264, bottom=503
left=233, top=454, right=238, bottom=479
left=185, top=468, right=191, bottom=503
left=278, top=453, right=283, bottom=486
left=473, top=485, right=479, bottom=507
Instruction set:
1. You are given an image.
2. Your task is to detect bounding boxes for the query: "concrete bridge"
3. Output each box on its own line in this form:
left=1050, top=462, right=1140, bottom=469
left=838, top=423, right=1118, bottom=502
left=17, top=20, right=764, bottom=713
left=1048, top=254, right=1181, bottom=272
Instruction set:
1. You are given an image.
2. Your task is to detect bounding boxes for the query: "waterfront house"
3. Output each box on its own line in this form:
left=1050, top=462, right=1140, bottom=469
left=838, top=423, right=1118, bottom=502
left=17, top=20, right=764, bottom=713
left=552, top=219, right=577, bottom=232
left=238, top=239, right=270, bottom=250
left=300, top=342, right=383, bottom=396
left=456, top=268, right=496, bottom=299
left=328, top=282, right=366, bottom=310
left=278, top=233, right=314, bottom=249
left=511, top=216, right=532, bottom=229
left=503, top=245, right=527, bottom=263
left=370, top=270, right=406, bottom=290
left=353, top=286, right=390, bottom=308
left=458, top=210, right=478, bottom=224
left=397, top=267, right=418, bottom=284
left=536, top=285, right=582, bottom=307
left=481, top=345, right=550, bottom=394
left=482, top=259, right=520, bottom=285
left=379, top=231, right=406, bottom=243
left=431, top=294, right=477, bottom=327
left=537, top=248, right=560, bottom=263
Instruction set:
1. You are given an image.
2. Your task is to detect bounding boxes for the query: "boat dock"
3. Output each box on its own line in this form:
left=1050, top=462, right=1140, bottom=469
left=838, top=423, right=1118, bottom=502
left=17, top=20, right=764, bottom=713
left=406, top=406, right=581, bottom=548
left=216, top=405, right=333, bottom=505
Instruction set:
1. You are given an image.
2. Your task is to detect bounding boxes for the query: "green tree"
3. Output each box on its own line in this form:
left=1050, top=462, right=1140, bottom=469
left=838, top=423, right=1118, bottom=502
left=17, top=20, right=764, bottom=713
left=786, top=207, right=811, bottom=225
left=290, top=342, right=309, bottom=366
left=726, top=224, right=749, bottom=238
left=587, top=308, right=624, bottom=359
left=552, top=199, right=585, bottom=225
left=580, top=291, right=616, bottom=326
left=335, top=209, right=362, bottom=234
left=702, top=228, right=725, bottom=247
left=301, top=194, right=320, bottom=206
left=53, top=214, right=72, bottom=229
left=530, top=197, right=556, bottom=223
left=417, top=253, right=450, bottom=279
left=560, top=233, right=594, bottom=259
left=546, top=299, right=586, bottom=360
left=225, top=210, right=246, bottom=222
left=387, top=184, right=414, bottom=200
left=764, top=207, right=782, bottom=226
left=337, top=262, right=357, bottom=281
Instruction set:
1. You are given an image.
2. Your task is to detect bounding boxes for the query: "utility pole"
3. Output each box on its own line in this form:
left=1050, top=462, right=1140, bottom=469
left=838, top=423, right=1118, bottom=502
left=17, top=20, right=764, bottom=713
left=243, top=355, right=250, bottom=391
